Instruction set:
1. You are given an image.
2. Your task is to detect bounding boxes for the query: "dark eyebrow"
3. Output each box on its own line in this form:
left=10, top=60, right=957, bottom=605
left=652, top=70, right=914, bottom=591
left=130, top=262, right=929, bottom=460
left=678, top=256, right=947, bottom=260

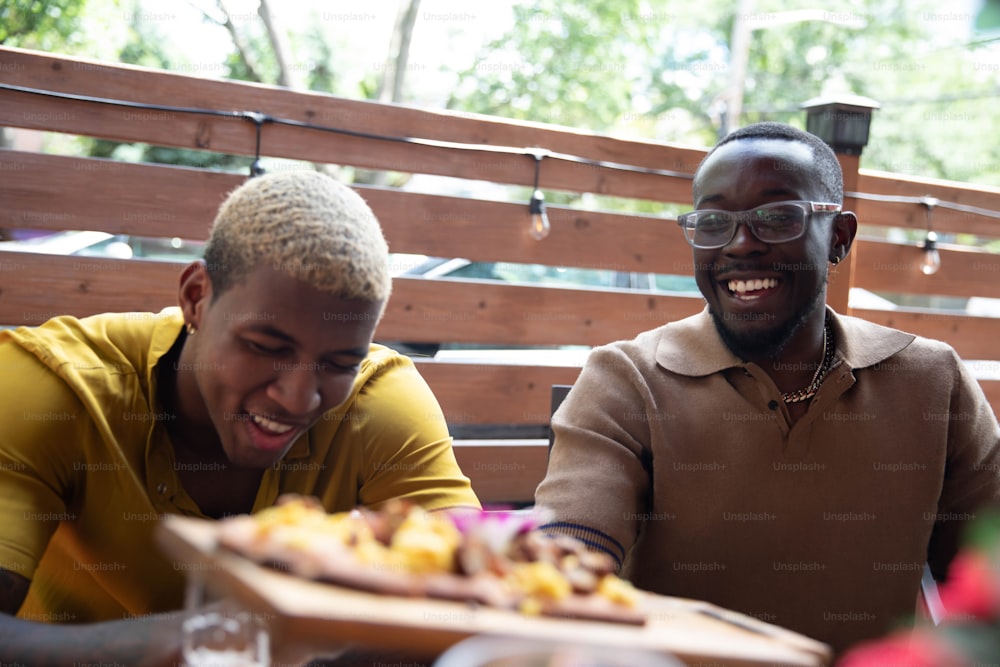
left=246, top=324, right=369, bottom=358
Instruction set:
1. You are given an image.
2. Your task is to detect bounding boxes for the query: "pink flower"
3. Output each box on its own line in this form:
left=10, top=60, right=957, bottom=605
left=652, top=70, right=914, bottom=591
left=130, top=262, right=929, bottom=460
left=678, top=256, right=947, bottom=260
left=838, top=631, right=968, bottom=667
left=938, top=551, right=1000, bottom=622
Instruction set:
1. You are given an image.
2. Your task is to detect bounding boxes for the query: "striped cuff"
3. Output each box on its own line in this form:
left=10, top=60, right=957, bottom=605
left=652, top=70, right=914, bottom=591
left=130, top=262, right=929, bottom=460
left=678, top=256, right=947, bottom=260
left=539, top=521, right=625, bottom=570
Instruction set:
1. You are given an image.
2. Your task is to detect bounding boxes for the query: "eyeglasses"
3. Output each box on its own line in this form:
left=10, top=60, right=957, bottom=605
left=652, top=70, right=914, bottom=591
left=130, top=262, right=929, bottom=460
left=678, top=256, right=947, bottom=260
left=676, top=200, right=841, bottom=250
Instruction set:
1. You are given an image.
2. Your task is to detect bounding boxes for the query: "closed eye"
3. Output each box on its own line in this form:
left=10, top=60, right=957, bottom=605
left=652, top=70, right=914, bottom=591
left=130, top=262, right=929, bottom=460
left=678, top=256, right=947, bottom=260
left=323, top=357, right=363, bottom=373
left=244, top=339, right=289, bottom=356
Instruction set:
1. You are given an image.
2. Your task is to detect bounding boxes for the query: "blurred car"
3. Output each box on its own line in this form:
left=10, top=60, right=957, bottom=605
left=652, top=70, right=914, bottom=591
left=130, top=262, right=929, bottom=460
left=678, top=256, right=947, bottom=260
left=0, top=230, right=204, bottom=262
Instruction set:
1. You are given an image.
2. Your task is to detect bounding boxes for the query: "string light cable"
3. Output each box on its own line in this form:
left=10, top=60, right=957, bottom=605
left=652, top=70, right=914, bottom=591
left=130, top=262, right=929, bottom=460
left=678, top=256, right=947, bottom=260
left=845, top=190, right=1000, bottom=222
left=0, top=82, right=695, bottom=182
left=2, top=82, right=999, bottom=232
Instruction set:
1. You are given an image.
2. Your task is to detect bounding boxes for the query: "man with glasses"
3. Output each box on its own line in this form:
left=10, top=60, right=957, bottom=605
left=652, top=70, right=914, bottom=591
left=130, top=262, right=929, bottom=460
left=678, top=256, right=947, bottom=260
left=535, top=122, right=1000, bottom=656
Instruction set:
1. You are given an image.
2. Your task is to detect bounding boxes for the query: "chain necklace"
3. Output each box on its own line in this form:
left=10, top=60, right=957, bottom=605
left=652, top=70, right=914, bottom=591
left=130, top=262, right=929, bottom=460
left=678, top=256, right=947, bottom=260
left=781, top=322, right=835, bottom=404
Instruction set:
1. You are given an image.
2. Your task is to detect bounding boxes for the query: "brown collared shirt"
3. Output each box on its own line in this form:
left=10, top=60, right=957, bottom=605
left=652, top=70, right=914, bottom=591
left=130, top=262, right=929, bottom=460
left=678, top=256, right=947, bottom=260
left=537, top=307, right=1000, bottom=654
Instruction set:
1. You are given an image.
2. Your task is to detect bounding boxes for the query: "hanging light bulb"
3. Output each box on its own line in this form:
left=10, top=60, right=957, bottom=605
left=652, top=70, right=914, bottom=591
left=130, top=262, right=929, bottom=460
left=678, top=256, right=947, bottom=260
left=244, top=111, right=270, bottom=178
left=529, top=188, right=550, bottom=240
left=527, top=150, right=551, bottom=240
left=919, top=196, right=940, bottom=276
left=920, top=230, right=940, bottom=276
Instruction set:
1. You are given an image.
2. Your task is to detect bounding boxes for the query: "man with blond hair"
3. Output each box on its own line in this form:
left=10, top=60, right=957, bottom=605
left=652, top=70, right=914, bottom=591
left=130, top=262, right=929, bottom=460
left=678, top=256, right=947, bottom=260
left=0, top=171, right=479, bottom=664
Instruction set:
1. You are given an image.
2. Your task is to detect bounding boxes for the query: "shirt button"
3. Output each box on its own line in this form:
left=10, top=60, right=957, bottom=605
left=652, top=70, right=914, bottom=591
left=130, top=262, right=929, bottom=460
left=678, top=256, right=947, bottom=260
left=157, top=483, right=168, bottom=495
left=767, top=400, right=779, bottom=410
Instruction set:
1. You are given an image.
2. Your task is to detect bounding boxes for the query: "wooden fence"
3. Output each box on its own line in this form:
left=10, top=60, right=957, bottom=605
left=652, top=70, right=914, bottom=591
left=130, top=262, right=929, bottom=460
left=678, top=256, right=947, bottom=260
left=2, top=46, right=1000, bottom=504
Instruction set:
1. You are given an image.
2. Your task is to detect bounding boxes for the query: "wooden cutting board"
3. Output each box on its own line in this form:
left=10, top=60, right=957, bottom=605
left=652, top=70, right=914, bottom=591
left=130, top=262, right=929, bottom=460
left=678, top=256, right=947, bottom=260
left=157, top=515, right=832, bottom=666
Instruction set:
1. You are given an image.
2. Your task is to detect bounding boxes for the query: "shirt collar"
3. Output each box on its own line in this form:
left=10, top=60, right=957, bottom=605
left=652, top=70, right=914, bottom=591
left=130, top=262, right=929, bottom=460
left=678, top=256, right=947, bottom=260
left=146, top=307, right=186, bottom=391
left=655, top=306, right=915, bottom=377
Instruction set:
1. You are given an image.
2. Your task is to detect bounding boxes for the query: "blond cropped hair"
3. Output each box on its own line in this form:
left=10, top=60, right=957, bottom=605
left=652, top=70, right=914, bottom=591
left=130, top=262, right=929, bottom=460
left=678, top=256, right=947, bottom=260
left=203, top=171, right=391, bottom=304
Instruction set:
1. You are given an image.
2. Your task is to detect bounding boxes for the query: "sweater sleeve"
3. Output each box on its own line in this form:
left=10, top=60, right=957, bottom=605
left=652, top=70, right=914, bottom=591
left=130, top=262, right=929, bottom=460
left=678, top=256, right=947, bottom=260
left=927, top=350, right=1000, bottom=580
left=534, top=344, right=653, bottom=568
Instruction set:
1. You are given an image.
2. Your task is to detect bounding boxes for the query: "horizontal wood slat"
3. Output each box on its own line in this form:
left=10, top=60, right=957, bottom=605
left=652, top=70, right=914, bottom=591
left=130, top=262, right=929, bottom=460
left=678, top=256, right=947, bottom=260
left=852, top=238, right=1000, bottom=299
left=368, top=189, right=693, bottom=275
left=1, top=150, right=241, bottom=238
left=852, top=307, right=1000, bottom=361
left=375, top=279, right=706, bottom=346
left=0, top=253, right=180, bottom=323
left=856, top=170, right=1000, bottom=237
left=0, top=253, right=706, bottom=345
left=0, top=150, right=694, bottom=275
left=415, top=362, right=582, bottom=425
left=0, top=47, right=697, bottom=203
left=452, top=440, right=549, bottom=506
left=851, top=197, right=1000, bottom=238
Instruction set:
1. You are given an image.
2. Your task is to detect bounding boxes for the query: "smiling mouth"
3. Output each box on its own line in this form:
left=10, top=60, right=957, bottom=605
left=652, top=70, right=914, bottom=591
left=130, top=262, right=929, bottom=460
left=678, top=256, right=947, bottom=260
left=726, top=277, right=779, bottom=297
left=250, top=413, right=296, bottom=435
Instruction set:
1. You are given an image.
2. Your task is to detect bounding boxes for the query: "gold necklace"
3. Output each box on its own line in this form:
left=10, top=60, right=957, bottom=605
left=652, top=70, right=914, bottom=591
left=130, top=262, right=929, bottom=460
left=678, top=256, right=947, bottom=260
left=781, top=323, right=835, bottom=404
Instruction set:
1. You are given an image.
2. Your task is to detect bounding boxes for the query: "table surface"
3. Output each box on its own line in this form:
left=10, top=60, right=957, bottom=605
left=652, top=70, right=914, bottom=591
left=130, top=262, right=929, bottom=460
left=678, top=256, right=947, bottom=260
left=158, top=515, right=832, bottom=667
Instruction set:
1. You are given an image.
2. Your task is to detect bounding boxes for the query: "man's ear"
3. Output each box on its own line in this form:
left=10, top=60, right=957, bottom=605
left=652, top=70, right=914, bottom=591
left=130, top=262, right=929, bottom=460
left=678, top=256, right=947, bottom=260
left=178, top=260, right=213, bottom=329
left=830, top=211, right=858, bottom=264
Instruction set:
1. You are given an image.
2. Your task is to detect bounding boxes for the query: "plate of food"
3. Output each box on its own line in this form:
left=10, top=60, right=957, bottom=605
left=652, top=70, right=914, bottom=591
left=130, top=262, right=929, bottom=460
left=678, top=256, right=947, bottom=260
left=157, top=495, right=831, bottom=666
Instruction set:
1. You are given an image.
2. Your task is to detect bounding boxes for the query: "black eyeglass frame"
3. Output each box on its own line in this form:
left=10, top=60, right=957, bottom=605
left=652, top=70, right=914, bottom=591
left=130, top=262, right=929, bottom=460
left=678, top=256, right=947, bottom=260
left=676, top=200, right=842, bottom=250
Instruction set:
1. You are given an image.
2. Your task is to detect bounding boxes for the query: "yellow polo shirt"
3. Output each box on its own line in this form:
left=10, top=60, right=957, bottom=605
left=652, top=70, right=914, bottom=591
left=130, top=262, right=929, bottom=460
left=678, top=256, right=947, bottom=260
left=0, top=308, right=479, bottom=623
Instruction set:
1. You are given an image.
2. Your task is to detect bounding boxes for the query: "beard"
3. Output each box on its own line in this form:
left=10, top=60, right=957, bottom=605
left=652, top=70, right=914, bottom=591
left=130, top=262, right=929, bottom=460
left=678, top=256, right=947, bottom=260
left=709, top=278, right=827, bottom=361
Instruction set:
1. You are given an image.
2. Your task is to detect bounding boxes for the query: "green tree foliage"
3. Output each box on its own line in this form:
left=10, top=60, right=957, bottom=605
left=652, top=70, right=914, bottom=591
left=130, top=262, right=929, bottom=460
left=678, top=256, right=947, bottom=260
left=7, top=0, right=998, bottom=187
left=0, top=0, right=85, bottom=47
left=448, top=0, right=658, bottom=130
left=448, top=0, right=1000, bottom=187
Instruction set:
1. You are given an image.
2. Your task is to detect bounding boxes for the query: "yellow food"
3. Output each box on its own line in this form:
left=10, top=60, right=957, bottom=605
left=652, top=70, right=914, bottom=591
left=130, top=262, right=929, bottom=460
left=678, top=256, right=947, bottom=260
left=227, top=497, right=642, bottom=618
left=390, top=510, right=462, bottom=574
left=597, top=574, right=641, bottom=608
left=508, top=561, right=573, bottom=601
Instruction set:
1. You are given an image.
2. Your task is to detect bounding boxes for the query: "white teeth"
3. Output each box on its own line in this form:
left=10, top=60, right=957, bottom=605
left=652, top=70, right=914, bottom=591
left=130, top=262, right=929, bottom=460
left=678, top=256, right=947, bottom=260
left=251, top=414, right=294, bottom=435
left=727, top=278, right=778, bottom=294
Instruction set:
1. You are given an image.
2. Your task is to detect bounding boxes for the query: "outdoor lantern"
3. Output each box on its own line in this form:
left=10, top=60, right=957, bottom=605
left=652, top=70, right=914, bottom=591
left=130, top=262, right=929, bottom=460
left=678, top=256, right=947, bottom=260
left=801, top=95, right=880, bottom=156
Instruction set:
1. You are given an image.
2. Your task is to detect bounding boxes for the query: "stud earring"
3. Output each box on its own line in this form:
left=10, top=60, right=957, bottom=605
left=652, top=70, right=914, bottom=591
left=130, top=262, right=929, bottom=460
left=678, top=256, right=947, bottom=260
left=186, top=323, right=197, bottom=335
left=830, top=256, right=840, bottom=266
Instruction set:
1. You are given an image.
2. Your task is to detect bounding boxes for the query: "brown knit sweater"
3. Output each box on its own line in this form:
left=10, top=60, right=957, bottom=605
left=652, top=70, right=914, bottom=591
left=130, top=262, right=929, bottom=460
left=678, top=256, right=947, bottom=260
left=536, top=307, right=1000, bottom=655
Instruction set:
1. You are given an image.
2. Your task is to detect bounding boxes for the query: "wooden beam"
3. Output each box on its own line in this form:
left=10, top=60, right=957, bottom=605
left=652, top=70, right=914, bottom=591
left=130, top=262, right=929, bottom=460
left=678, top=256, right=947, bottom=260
left=415, top=362, right=581, bottom=425
left=0, top=151, right=697, bottom=276
left=857, top=169, right=1000, bottom=237
left=828, top=153, right=859, bottom=314
left=0, top=47, right=699, bottom=203
left=852, top=238, right=1000, bottom=300
left=852, top=308, right=1000, bottom=361
left=0, top=150, right=240, bottom=238
left=377, top=278, right=706, bottom=346
left=452, top=440, right=548, bottom=506
left=0, top=252, right=706, bottom=344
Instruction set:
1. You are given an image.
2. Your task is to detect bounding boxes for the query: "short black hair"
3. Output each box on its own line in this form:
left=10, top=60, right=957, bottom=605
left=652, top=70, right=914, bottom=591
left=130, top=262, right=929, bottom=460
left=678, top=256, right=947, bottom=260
left=698, top=122, right=844, bottom=203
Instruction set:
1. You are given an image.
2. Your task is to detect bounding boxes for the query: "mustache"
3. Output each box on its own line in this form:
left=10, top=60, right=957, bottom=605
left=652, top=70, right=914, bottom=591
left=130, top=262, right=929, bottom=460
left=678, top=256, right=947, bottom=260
left=700, top=261, right=828, bottom=274
left=698, top=262, right=779, bottom=273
